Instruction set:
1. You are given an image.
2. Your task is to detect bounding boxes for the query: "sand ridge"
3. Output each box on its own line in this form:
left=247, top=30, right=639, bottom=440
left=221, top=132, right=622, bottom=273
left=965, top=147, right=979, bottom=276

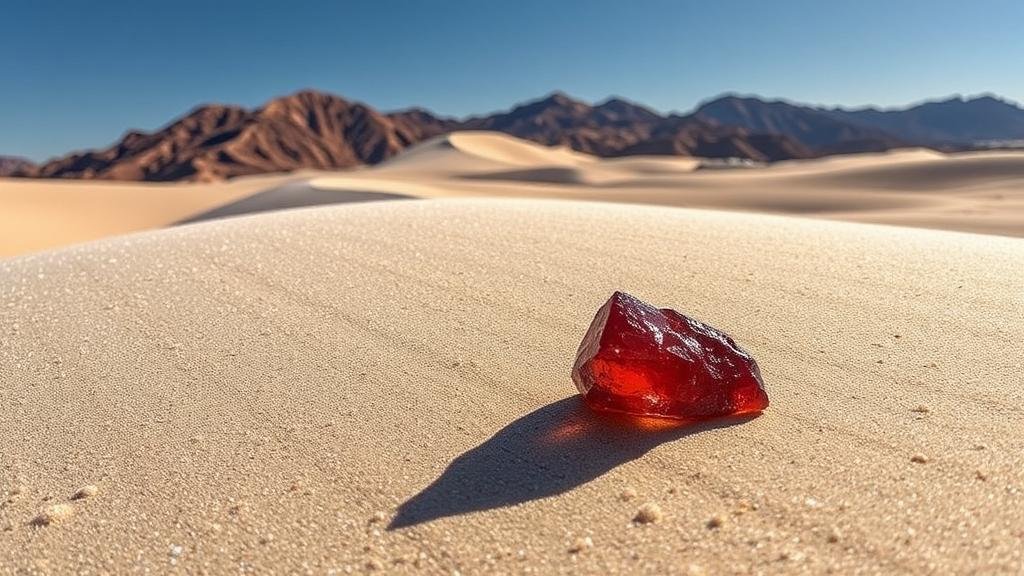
left=1, top=199, right=1021, bottom=573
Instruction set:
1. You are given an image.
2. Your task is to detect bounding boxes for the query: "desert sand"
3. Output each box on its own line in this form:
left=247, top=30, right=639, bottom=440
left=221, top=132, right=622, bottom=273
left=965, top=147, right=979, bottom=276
left=2, top=132, right=1024, bottom=258
left=0, top=172, right=299, bottom=258
left=1, top=134, right=1022, bottom=573
left=313, top=133, right=1024, bottom=239
left=2, top=198, right=1023, bottom=574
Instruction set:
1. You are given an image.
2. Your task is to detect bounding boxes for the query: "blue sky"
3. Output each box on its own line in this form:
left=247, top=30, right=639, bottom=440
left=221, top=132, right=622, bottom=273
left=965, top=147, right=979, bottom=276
left=3, top=0, right=1022, bottom=161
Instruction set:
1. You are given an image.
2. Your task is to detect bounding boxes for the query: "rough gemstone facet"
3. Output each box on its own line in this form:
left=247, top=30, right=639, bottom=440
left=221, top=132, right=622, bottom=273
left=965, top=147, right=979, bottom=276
left=571, top=292, right=768, bottom=420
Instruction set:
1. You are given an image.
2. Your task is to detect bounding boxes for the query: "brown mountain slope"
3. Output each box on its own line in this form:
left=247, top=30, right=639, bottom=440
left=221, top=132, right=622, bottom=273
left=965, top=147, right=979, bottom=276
left=35, top=105, right=251, bottom=180
left=613, top=116, right=812, bottom=161
left=461, top=92, right=660, bottom=155
left=458, top=92, right=811, bottom=160
left=694, top=95, right=907, bottom=152
left=33, top=91, right=456, bottom=182
left=830, top=95, right=1024, bottom=145
left=0, top=155, right=35, bottom=177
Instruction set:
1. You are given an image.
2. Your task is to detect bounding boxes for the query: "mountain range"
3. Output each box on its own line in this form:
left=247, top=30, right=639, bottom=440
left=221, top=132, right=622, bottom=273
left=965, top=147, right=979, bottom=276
left=5, top=90, right=1023, bottom=181
left=0, top=155, right=35, bottom=176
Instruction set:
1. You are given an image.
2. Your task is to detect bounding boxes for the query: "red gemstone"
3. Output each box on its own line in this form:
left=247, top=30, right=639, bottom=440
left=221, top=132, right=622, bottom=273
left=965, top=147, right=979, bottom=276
left=572, top=292, right=768, bottom=421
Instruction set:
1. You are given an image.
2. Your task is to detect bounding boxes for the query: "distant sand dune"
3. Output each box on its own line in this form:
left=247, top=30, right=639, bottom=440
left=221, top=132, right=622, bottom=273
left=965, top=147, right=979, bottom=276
left=2, top=132, right=1023, bottom=257
left=753, top=152, right=1023, bottom=191
left=445, top=132, right=595, bottom=167
left=0, top=172, right=300, bottom=256
left=375, top=132, right=593, bottom=175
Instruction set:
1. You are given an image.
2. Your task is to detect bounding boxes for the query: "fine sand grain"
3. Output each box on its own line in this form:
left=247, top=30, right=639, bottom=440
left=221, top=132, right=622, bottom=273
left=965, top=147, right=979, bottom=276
left=1, top=199, right=1021, bottom=573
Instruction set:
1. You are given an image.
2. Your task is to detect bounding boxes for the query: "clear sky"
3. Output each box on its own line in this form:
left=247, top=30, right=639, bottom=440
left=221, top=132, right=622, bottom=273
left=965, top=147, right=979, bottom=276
left=3, top=0, right=1023, bottom=161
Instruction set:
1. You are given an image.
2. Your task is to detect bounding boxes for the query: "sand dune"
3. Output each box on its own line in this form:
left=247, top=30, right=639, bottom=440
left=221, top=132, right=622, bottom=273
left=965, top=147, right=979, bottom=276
left=1, top=199, right=1021, bottom=573
left=0, top=172, right=301, bottom=257
left=325, top=133, right=1024, bottom=236
left=772, top=152, right=1024, bottom=191
left=374, top=132, right=596, bottom=177
left=178, top=182, right=411, bottom=224
left=2, top=132, right=1023, bottom=257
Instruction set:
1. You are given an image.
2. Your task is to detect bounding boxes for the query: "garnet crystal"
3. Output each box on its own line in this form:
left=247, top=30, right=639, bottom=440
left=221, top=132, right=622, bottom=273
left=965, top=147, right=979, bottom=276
left=571, top=292, right=768, bottom=420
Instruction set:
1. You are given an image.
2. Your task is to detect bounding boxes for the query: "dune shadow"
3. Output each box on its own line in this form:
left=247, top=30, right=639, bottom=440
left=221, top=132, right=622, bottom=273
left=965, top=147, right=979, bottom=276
left=176, top=182, right=412, bottom=224
left=459, top=167, right=589, bottom=185
left=389, top=396, right=756, bottom=529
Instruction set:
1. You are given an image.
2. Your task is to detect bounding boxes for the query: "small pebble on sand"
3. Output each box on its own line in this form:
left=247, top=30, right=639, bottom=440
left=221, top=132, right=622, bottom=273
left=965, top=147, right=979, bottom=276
left=826, top=528, right=841, bottom=543
left=633, top=502, right=663, bottom=524
left=369, top=511, right=387, bottom=523
left=779, top=549, right=806, bottom=562
left=32, top=504, right=74, bottom=526
left=910, top=454, right=929, bottom=464
left=975, top=469, right=989, bottom=481
left=619, top=487, right=638, bottom=502
left=568, top=536, right=593, bottom=553
left=71, top=484, right=98, bottom=500
left=706, top=514, right=726, bottom=529
left=910, top=405, right=930, bottom=414
left=733, top=499, right=756, bottom=515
